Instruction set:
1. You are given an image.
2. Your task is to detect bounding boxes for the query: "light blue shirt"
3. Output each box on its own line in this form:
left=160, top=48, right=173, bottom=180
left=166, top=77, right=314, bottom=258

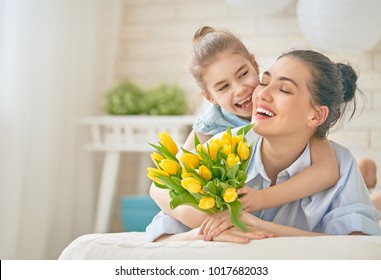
left=146, top=129, right=381, bottom=241
left=193, top=104, right=249, bottom=135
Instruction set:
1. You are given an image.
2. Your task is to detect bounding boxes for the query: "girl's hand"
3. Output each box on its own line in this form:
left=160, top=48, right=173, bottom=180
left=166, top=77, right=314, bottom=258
left=199, top=210, right=231, bottom=241
left=238, top=186, right=263, bottom=212
left=212, top=226, right=274, bottom=244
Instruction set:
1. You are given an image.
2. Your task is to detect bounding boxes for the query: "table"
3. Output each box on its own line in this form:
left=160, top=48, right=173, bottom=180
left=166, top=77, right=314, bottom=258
left=80, top=115, right=195, bottom=233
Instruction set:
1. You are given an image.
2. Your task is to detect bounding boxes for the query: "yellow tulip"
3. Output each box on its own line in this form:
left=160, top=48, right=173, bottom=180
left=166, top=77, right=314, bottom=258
left=208, top=140, right=219, bottom=160
left=159, top=159, right=180, bottom=175
left=180, top=152, right=200, bottom=168
left=231, top=134, right=243, bottom=150
left=221, top=132, right=232, bottom=145
left=147, top=167, right=170, bottom=185
left=199, top=165, right=212, bottom=181
left=226, top=154, right=240, bottom=168
left=223, top=187, right=238, bottom=203
left=199, top=196, right=215, bottom=209
left=221, top=144, right=232, bottom=156
left=181, top=167, right=193, bottom=179
left=237, top=141, right=250, bottom=160
left=158, top=131, right=178, bottom=156
left=181, top=177, right=203, bottom=193
left=150, top=152, right=164, bottom=168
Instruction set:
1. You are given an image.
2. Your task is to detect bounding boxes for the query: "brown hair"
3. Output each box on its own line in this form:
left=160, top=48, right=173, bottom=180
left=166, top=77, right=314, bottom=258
left=279, top=50, right=359, bottom=138
left=190, top=26, right=254, bottom=91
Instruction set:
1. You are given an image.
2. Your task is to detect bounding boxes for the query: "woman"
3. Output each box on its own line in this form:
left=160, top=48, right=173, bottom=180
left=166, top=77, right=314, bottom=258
left=147, top=49, right=381, bottom=243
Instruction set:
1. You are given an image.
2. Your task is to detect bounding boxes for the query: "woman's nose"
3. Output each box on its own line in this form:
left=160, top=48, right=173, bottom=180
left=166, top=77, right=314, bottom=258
left=256, top=85, right=271, bottom=100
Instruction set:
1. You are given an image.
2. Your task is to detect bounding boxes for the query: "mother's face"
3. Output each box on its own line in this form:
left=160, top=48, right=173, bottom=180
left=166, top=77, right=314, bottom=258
left=251, top=56, right=320, bottom=139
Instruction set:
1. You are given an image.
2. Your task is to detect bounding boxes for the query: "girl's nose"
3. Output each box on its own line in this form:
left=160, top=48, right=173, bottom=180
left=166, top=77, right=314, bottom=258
left=235, top=82, right=247, bottom=96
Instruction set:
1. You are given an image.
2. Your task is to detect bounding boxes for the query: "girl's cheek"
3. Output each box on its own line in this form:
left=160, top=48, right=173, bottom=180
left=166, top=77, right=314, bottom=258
left=250, top=76, right=260, bottom=88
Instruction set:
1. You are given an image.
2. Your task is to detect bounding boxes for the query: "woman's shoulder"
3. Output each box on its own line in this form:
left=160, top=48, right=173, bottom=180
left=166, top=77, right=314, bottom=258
left=329, top=140, right=356, bottom=163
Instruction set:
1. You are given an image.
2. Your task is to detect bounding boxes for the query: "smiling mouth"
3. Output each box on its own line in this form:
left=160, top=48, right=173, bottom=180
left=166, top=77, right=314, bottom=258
left=235, top=96, right=252, bottom=108
left=256, top=107, right=275, bottom=117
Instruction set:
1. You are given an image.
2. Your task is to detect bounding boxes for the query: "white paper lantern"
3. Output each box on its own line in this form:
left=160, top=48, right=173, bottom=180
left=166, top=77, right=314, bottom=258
left=297, top=0, right=381, bottom=52
left=225, top=0, right=293, bottom=15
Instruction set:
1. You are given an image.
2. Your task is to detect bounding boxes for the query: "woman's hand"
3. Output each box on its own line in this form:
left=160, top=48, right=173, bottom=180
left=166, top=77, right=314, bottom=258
left=212, top=226, right=274, bottom=244
left=199, top=210, right=269, bottom=241
left=199, top=210, right=232, bottom=241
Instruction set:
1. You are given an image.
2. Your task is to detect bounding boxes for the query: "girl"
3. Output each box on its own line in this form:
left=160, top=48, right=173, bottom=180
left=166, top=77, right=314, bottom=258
left=151, top=49, right=381, bottom=243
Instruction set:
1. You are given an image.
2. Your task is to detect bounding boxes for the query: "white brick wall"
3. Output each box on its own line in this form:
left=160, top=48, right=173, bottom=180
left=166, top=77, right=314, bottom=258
left=112, top=0, right=381, bottom=226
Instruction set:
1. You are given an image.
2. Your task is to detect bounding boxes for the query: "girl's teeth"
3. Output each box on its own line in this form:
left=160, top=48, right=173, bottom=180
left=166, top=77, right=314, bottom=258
left=236, top=96, right=252, bottom=107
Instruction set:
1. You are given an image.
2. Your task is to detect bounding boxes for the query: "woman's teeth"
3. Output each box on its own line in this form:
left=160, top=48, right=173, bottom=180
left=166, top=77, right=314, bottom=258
left=256, top=107, right=275, bottom=117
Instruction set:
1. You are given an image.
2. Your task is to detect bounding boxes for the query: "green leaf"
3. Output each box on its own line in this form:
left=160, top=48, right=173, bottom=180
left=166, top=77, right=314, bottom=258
left=227, top=179, right=239, bottom=188
left=227, top=125, right=231, bottom=135
left=235, top=170, right=247, bottom=186
left=237, top=123, right=254, bottom=136
left=198, top=147, right=213, bottom=166
left=203, top=180, right=217, bottom=195
left=215, top=195, right=223, bottom=209
left=153, top=181, right=169, bottom=189
left=225, top=199, right=248, bottom=232
left=212, top=165, right=226, bottom=180
left=226, top=162, right=239, bottom=179
left=194, top=132, right=200, bottom=147
left=219, top=181, right=232, bottom=191
left=149, top=143, right=178, bottom=161
left=169, top=192, right=199, bottom=209
left=156, top=175, right=185, bottom=194
left=215, top=146, right=223, bottom=164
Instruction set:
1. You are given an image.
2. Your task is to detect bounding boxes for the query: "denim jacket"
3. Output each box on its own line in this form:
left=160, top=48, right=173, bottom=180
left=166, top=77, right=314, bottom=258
left=193, top=105, right=250, bottom=135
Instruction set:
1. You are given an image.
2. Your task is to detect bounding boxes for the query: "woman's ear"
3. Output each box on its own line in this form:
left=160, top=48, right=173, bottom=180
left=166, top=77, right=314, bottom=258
left=200, top=90, right=217, bottom=105
left=250, top=54, right=260, bottom=75
left=308, top=105, right=329, bottom=127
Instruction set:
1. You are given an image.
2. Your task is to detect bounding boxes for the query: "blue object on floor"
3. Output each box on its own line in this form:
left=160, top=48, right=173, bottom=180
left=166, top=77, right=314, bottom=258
left=120, top=195, right=160, bottom=232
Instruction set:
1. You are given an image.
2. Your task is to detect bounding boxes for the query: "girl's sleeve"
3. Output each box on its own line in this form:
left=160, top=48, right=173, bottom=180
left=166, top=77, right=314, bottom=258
left=145, top=211, right=191, bottom=242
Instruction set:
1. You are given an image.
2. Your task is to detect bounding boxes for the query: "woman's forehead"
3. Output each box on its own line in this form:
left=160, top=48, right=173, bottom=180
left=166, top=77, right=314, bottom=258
left=267, top=56, right=312, bottom=83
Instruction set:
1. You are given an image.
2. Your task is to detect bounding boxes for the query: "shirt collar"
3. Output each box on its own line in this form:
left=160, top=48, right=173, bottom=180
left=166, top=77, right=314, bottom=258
left=245, top=134, right=312, bottom=183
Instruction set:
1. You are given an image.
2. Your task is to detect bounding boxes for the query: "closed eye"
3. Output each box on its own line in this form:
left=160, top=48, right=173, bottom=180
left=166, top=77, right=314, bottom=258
left=239, top=70, right=248, bottom=79
left=218, top=84, right=229, bottom=91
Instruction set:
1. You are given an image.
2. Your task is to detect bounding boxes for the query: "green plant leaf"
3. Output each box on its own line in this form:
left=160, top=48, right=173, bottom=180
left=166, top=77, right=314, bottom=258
left=155, top=175, right=185, bottom=194
left=225, top=199, right=248, bottom=232
left=149, top=143, right=178, bottom=161
left=169, top=193, right=199, bottom=209
left=237, top=123, right=255, bottom=136
left=226, top=161, right=239, bottom=179
left=203, top=180, right=217, bottom=195
left=194, top=133, right=200, bottom=147
left=144, top=84, right=188, bottom=115
left=153, top=181, right=168, bottom=189
left=212, top=165, right=226, bottom=180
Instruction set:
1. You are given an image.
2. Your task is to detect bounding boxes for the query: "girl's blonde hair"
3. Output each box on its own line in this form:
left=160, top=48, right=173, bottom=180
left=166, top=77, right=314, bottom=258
left=190, top=26, right=253, bottom=91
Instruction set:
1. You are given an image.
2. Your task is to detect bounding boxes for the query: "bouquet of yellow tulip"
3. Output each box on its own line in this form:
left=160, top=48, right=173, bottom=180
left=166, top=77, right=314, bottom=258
left=147, top=123, right=254, bottom=232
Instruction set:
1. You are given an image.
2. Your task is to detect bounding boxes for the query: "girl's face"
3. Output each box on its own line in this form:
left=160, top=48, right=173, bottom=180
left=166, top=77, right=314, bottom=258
left=202, top=51, right=259, bottom=120
left=252, top=56, right=319, bottom=139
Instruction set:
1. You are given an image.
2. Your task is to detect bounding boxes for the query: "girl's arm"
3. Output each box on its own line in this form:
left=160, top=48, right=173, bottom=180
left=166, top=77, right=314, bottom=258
left=244, top=138, right=340, bottom=211
left=182, top=130, right=213, bottom=151
left=149, top=182, right=209, bottom=229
